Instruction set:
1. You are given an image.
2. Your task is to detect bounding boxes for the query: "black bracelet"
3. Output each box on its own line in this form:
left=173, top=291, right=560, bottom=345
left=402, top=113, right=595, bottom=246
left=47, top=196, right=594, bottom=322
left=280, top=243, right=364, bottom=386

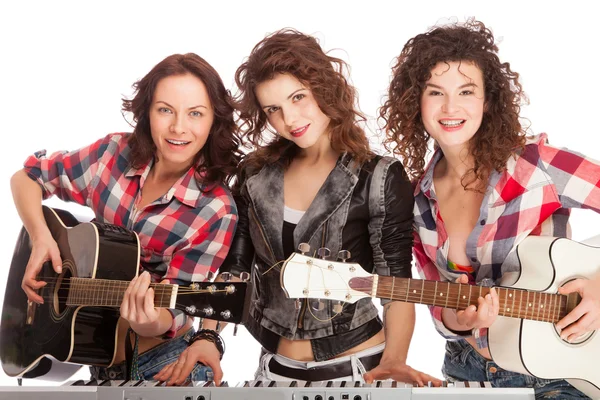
left=188, top=329, right=225, bottom=360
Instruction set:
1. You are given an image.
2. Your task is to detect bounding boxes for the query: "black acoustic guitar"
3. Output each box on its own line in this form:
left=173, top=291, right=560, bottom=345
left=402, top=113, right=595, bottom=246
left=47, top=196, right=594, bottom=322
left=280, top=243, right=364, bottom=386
left=0, top=206, right=251, bottom=381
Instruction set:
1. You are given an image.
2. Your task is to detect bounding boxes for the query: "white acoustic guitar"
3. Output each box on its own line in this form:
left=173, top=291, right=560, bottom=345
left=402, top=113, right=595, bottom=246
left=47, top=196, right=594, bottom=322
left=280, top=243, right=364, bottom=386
left=280, top=236, right=600, bottom=399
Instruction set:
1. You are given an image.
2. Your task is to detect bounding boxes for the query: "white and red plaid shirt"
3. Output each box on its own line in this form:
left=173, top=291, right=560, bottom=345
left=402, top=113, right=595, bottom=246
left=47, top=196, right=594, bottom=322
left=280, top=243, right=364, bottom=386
left=24, top=133, right=237, bottom=337
left=413, top=134, right=600, bottom=347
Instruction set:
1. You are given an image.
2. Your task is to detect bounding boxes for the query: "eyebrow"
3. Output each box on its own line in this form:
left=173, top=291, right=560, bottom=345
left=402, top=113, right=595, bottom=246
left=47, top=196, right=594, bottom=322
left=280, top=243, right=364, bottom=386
left=425, top=83, right=478, bottom=89
left=261, top=88, right=307, bottom=110
left=156, top=100, right=208, bottom=110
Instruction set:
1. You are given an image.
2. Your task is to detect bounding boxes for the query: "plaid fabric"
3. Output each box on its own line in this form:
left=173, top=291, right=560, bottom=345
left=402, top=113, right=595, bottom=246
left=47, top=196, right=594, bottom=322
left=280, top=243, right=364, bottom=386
left=23, top=133, right=237, bottom=337
left=413, top=133, right=600, bottom=347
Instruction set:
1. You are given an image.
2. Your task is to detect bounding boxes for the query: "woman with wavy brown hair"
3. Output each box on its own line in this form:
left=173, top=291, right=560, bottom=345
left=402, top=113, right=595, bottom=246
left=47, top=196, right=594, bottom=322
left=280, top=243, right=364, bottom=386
left=381, top=19, right=600, bottom=398
left=11, top=53, right=241, bottom=382
left=157, top=28, right=439, bottom=385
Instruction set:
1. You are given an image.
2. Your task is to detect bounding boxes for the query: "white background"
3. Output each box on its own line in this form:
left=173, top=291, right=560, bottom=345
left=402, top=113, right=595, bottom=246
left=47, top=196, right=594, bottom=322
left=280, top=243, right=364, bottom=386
left=0, top=0, right=599, bottom=387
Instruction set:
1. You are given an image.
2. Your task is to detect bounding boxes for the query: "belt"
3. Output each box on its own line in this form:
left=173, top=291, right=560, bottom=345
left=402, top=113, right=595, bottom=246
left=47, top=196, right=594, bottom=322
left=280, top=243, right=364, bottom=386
left=268, top=351, right=382, bottom=381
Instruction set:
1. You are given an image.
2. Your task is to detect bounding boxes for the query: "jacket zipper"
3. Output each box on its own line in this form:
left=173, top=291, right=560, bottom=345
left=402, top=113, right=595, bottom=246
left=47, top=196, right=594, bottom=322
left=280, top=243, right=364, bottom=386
left=249, top=206, right=277, bottom=265
left=297, top=220, right=328, bottom=329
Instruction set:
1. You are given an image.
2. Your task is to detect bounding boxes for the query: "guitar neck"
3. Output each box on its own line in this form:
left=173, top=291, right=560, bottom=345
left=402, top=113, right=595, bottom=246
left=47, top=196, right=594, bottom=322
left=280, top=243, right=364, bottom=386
left=65, top=278, right=176, bottom=308
left=350, top=276, right=569, bottom=323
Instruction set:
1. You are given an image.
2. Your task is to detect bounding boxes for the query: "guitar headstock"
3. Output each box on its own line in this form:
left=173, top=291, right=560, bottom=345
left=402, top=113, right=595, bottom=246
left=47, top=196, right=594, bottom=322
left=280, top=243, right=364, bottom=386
left=175, top=280, right=252, bottom=325
left=280, top=245, right=373, bottom=304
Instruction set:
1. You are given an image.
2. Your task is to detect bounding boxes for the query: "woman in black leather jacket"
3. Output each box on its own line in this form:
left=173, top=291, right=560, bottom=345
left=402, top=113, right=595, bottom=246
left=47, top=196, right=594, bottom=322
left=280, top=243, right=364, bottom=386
left=156, top=28, right=440, bottom=386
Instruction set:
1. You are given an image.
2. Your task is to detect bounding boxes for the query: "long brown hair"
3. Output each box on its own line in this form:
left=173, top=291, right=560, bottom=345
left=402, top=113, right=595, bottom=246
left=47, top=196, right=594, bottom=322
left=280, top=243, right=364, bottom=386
left=122, top=53, right=242, bottom=188
left=381, top=19, right=527, bottom=189
left=235, top=28, right=372, bottom=175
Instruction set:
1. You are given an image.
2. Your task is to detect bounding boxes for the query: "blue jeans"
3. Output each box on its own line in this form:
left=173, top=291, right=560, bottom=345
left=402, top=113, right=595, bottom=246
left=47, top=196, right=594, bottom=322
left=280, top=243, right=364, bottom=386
left=90, top=328, right=211, bottom=381
left=443, top=340, right=588, bottom=399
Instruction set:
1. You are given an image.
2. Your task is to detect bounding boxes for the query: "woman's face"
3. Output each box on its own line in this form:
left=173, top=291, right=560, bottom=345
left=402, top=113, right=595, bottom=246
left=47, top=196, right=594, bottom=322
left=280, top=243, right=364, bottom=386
left=255, top=73, right=331, bottom=150
left=420, top=61, right=485, bottom=152
left=149, top=73, right=214, bottom=173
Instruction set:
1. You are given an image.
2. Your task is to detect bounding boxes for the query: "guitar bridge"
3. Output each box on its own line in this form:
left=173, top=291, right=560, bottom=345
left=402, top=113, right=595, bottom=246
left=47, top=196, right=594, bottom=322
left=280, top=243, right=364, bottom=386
left=26, top=300, right=37, bottom=325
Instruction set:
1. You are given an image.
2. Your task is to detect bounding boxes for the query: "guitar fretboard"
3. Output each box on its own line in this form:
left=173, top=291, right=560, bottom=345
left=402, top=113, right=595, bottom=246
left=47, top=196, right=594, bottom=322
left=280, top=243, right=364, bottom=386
left=350, top=276, right=571, bottom=323
left=65, top=278, right=175, bottom=308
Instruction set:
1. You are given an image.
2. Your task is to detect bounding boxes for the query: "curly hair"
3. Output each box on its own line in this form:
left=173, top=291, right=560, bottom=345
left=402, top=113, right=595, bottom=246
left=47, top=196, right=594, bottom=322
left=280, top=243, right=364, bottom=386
left=122, top=53, right=242, bottom=189
left=380, top=19, right=527, bottom=189
left=234, top=28, right=372, bottom=175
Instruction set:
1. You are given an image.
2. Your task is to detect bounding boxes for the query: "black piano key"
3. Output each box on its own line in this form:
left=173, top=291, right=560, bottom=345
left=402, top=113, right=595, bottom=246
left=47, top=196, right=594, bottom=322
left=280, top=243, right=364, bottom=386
left=133, top=380, right=144, bottom=387
left=71, top=380, right=86, bottom=386
left=354, top=381, right=361, bottom=387
left=391, top=381, right=397, bottom=388
left=376, top=380, right=382, bottom=388
left=326, top=381, right=333, bottom=387
left=268, top=381, right=277, bottom=387
left=84, top=379, right=98, bottom=386
left=221, top=381, right=230, bottom=387
left=99, top=380, right=112, bottom=387
left=289, top=381, right=298, bottom=387
left=305, top=381, right=312, bottom=387
left=254, top=380, right=263, bottom=387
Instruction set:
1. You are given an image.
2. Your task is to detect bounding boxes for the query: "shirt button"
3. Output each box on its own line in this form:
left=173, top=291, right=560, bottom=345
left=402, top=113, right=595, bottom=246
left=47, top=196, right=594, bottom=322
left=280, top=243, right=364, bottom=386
left=108, top=370, right=118, bottom=379
left=471, top=257, right=477, bottom=262
left=489, top=366, right=498, bottom=373
left=480, top=219, right=486, bottom=225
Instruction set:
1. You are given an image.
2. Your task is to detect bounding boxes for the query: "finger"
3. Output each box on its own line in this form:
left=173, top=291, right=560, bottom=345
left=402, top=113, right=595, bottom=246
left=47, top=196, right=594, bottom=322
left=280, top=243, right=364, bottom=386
left=456, top=306, right=476, bottom=326
left=49, top=247, right=62, bottom=274
left=490, top=287, right=499, bottom=315
left=154, top=362, right=175, bottom=381
left=172, top=355, right=200, bottom=386
left=143, top=287, right=157, bottom=320
left=556, top=303, right=587, bottom=331
left=485, top=293, right=494, bottom=317
left=455, top=274, right=469, bottom=284
left=22, top=279, right=45, bottom=304
left=211, top=360, right=224, bottom=386
left=561, top=312, right=593, bottom=341
left=558, top=280, right=584, bottom=295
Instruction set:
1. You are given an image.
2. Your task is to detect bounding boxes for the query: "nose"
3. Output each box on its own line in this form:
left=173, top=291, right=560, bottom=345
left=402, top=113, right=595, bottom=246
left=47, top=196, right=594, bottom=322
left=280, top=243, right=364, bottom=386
left=282, top=106, right=299, bottom=128
left=170, top=114, right=186, bottom=135
left=442, top=95, right=459, bottom=114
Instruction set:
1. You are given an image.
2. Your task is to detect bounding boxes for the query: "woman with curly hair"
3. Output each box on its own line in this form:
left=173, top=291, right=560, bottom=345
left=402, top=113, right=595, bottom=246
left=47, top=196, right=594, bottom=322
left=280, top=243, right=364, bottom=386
left=156, top=28, right=440, bottom=386
left=11, top=53, right=241, bottom=382
left=381, top=19, right=600, bottom=398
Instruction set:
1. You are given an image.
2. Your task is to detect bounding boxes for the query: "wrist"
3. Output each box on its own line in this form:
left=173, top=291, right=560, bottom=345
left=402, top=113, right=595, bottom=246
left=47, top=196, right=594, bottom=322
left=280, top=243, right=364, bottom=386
left=189, top=329, right=225, bottom=360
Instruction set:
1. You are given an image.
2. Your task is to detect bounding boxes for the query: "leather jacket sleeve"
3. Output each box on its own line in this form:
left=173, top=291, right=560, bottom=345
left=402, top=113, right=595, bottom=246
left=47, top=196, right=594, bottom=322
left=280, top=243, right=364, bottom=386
left=371, top=159, right=414, bottom=279
left=218, top=179, right=256, bottom=277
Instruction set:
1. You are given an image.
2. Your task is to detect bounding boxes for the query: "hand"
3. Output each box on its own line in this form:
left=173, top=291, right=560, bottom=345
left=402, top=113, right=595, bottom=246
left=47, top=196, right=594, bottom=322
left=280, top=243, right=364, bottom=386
left=154, top=339, right=223, bottom=386
left=363, top=359, right=442, bottom=386
left=22, top=230, right=62, bottom=304
left=454, top=274, right=499, bottom=330
left=120, top=271, right=161, bottom=330
left=556, top=276, right=600, bottom=342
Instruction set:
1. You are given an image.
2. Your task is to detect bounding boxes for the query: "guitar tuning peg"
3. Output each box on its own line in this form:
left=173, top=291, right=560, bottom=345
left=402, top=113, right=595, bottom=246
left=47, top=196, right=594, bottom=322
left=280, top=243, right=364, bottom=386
left=233, top=324, right=239, bottom=336
left=310, top=299, right=325, bottom=312
left=333, top=301, right=344, bottom=314
left=294, top=299, right=302, bottom=310
left=206, top=271, right=215, bottom=281
left=220, top=272, right=232, bottom=282
left=317, top=247, right=331, bottom=259
left=240, top=271, right=250, bottom=282
left=298, top=243, right=310, bottom=255
left=216, top=321, right=222, bottom=332
left=337, top=250, right=351, bottom=262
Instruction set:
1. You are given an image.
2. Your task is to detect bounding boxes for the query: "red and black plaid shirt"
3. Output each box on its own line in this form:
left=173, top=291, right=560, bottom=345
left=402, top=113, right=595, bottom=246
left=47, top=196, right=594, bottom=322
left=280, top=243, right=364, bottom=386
left=413, top=134, right=600, bottom=347
left=24, top=133, right=237, bottom=337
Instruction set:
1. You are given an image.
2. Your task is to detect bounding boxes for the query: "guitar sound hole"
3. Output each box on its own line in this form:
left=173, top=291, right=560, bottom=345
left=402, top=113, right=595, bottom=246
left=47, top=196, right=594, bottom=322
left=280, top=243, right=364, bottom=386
left=52, top=267, right=72, bottom=317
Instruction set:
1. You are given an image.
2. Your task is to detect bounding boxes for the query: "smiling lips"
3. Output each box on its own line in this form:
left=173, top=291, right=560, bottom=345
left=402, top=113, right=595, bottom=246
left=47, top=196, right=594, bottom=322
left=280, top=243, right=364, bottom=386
left=165, top=138, right=191, bottom=147
left=439, top=119, right=466, bottom=132
left=290, top=124, right=310, bottom=138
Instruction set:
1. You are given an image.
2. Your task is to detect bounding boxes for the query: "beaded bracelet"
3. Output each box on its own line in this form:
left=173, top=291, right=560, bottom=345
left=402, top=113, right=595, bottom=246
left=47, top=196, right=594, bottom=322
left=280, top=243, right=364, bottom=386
left=188, top=329, right=225, bottom=360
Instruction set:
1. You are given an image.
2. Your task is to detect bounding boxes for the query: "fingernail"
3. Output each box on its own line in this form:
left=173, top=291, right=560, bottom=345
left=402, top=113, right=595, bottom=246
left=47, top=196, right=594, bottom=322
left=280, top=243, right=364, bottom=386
left=56, top=266, right=62, bottom=273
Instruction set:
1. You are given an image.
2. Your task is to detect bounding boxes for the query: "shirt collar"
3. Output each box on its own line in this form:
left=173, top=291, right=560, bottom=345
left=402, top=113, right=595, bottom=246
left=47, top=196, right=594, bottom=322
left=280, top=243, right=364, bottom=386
left=414, top=148, right=444, bottom=198
left=125, top=158, right=205, bottom=208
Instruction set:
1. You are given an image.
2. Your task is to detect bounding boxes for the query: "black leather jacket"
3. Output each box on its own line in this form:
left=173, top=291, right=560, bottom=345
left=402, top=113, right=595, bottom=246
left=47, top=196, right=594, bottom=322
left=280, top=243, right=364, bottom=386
left=220, top=154, right=414, bottom=361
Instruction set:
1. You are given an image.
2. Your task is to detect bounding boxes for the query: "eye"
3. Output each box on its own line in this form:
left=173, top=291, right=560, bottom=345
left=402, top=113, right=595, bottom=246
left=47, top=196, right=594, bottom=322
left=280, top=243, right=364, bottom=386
left=460, top=90, right=474, bottom=95
left=292, top=93, right=305, bottom=101
left=427, top=90, right=443, bottom=96
left=158, top=107, right=172, bottom=114
left=266, top=106, right=280, bottom=114
left=190, top=110, right=203, bottom=117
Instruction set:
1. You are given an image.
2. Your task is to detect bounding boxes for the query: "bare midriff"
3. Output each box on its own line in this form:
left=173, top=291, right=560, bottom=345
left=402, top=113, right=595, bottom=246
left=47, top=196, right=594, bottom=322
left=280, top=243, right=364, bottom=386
left=276, top=328, right=385, bottom=361
left=112, top=316, right=194, bottom=365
